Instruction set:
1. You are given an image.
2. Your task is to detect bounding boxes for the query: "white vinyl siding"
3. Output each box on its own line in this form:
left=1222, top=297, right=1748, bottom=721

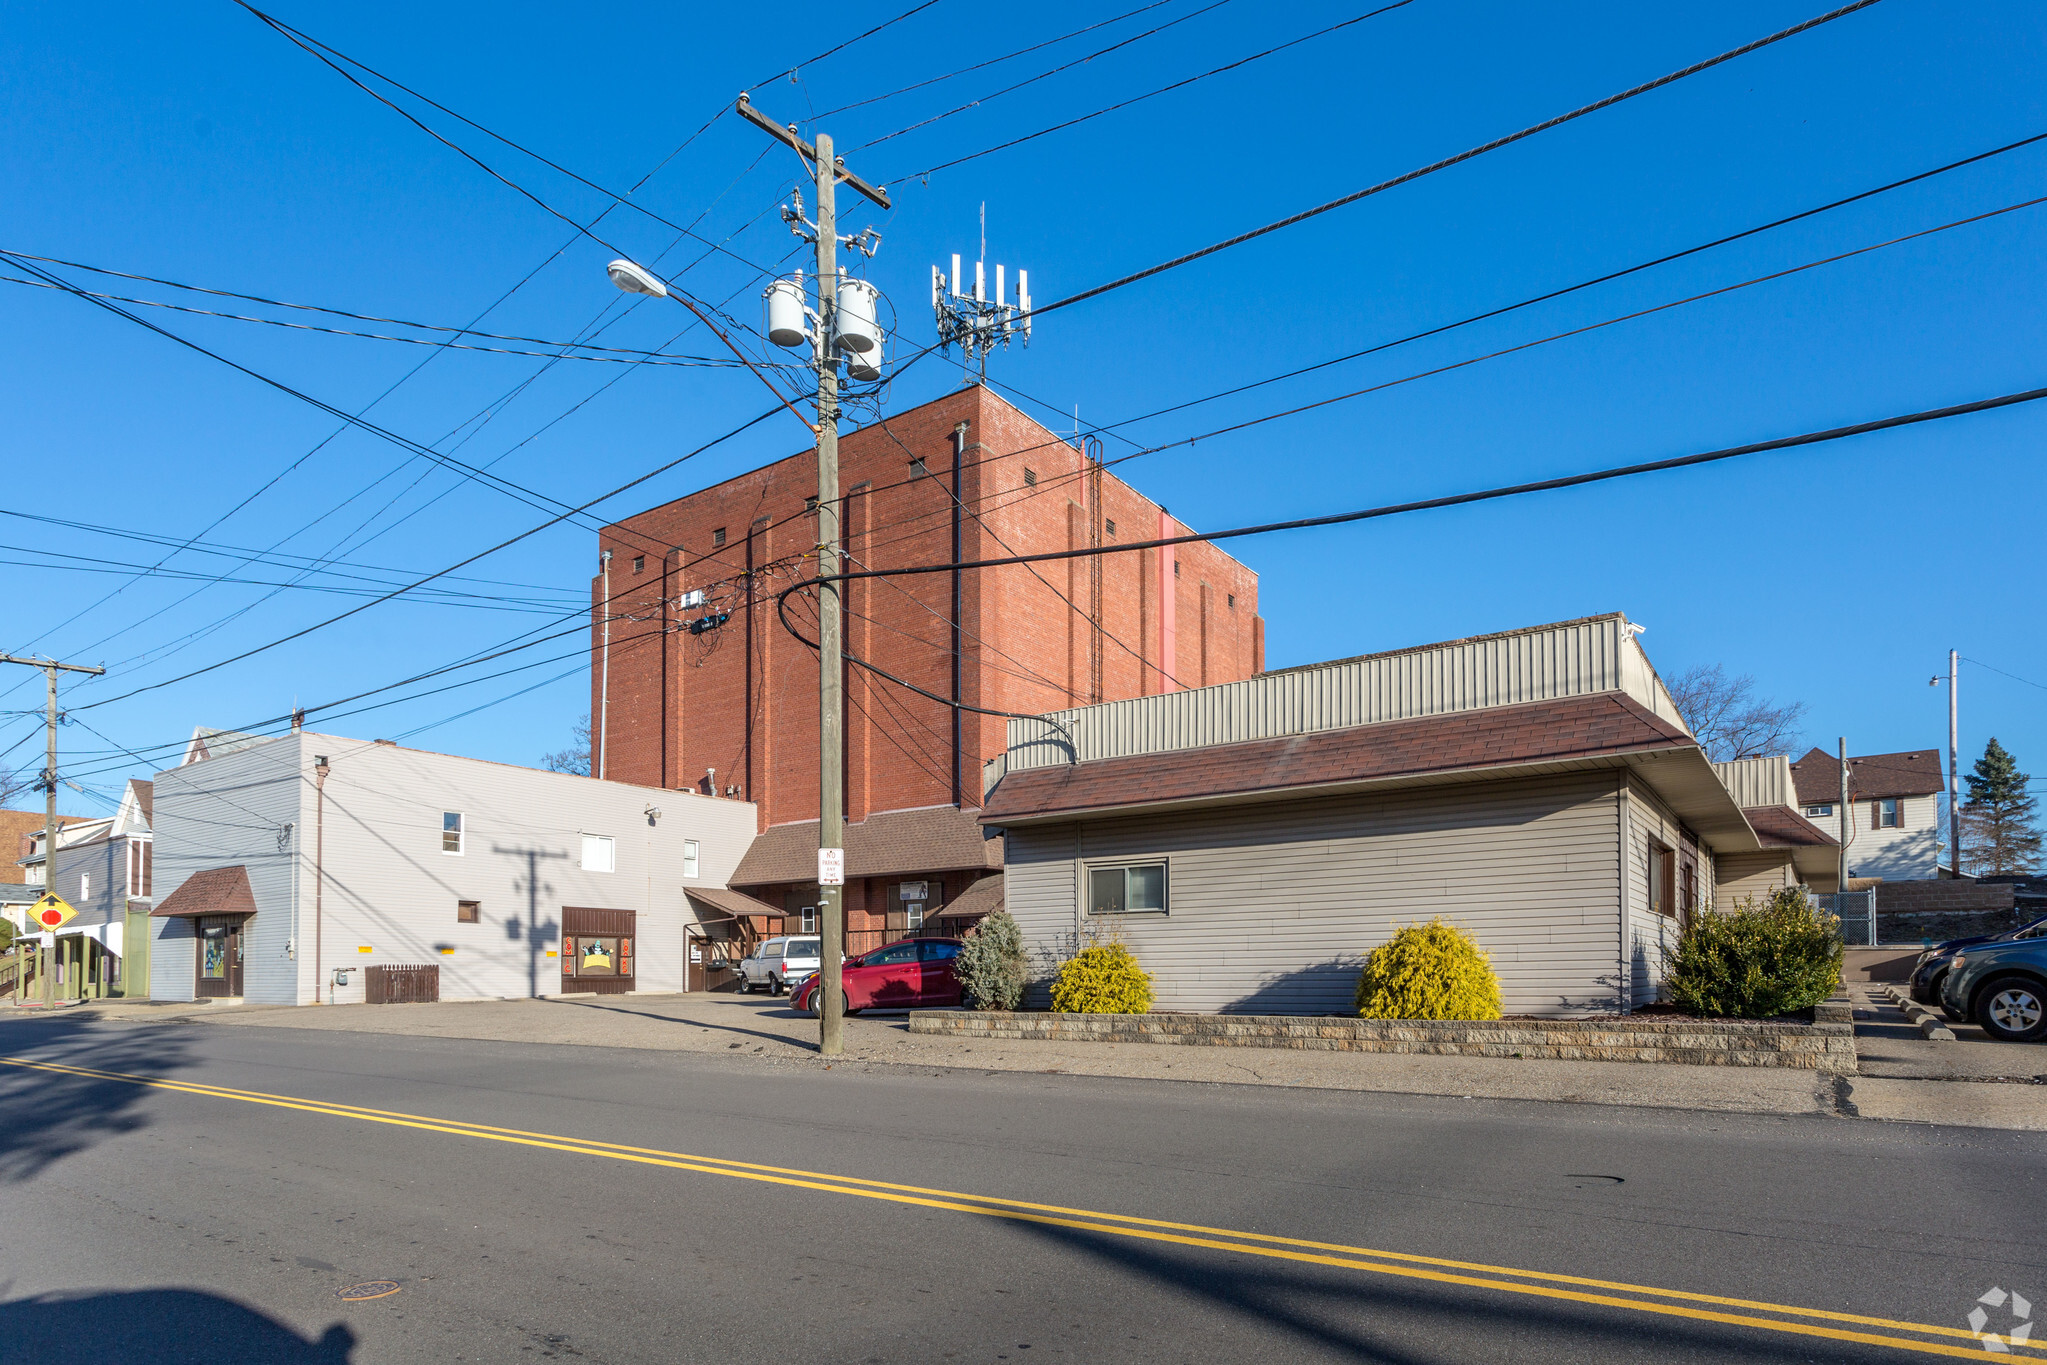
left=1006, top=771, right=1626, bottom=1017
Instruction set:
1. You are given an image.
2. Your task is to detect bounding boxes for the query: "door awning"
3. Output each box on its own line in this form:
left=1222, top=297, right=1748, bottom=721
left=150, top=866, right=257, bottom=919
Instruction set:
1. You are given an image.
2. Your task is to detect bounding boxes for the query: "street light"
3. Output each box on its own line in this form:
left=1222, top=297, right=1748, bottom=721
left=607, top=259, right=668, bottom=299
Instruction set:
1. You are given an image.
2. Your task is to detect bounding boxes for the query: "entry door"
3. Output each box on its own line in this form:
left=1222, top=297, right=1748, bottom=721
left=194, top=917, right=243, bottom=998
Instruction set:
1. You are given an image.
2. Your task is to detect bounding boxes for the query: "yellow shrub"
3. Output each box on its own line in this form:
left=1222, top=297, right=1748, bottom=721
left=1050, top=942, right=1154, bottom=1014
left=1356, top=919, right=1502, bottom=1020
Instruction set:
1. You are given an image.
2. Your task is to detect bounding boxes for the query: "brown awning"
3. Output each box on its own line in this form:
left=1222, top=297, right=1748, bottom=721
left=732, top=805, right=1001, bottom=888
left=685, top=886, right=789, bottom=923
left=151, top=865, right=256, bottom=919
left=932, top=874, right=1003, bottom=920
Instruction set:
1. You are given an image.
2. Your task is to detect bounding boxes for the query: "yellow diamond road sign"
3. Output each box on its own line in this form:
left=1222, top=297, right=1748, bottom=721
left=31, top=893, right=78, bottom=931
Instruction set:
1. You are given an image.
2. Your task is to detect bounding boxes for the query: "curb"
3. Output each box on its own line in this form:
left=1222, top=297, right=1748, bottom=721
left=1882, top=985, right=1957, bottom=1041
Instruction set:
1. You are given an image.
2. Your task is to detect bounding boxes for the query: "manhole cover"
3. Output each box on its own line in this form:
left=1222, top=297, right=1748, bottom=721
left=337, top=1281, right=402, bottom=1302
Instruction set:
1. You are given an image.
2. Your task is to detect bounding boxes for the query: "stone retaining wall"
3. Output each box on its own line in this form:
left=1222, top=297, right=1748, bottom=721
left=909, top=1008, right=1857, bottom=1071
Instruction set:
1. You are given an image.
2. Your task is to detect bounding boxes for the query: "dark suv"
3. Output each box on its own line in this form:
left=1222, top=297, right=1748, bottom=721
left=1941, top=932, right=2047, bottom=1043
left=1909, top=916, right=2045, bottom=1018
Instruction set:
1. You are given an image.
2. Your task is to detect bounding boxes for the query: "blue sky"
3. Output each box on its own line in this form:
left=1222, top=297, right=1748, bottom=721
left=4, top=0, right=2044, bottom=818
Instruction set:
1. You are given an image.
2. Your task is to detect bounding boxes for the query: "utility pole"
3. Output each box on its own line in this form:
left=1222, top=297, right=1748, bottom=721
left=735, top=93, right=890, bottom=1057
left=0, top=654, right=106, bottom=1007
left=1837, top=736, right=1850, bottom=898
left=1947, top=649, right=1961, bottom=877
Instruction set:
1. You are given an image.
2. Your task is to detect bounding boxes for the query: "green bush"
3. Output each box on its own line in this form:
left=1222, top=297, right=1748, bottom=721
left=1050, top=941, right=1153, bottom=1014
left=1665, top=887, right=1843, bottom=1018
left=955, top=909, right=1029, bottom=1011
left=1356, top=919, right=1503, bottom=1020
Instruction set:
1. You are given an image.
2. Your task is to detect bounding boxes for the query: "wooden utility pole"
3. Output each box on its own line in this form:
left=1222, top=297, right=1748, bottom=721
left=0, top=654, right=106, bottom=1005
left=735, top=94, right=889, bottom=1057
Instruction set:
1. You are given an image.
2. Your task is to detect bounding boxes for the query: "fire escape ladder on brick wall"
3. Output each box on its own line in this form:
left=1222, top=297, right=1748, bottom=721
left=1086, top=435, right=1105, bottom=707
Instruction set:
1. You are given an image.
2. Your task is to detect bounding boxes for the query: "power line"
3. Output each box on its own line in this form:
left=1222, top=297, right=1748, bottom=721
left=1963, top=658, right=2047, bottom=692
left=1019, top=0, right=1884, bottom=318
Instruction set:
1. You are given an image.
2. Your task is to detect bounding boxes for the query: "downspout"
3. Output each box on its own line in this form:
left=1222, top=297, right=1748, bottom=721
left=598, top=549, right=613, bottom=780
left=313, top=753, right=329, bottom=1005
left=1616, top=776, right=1632, bottom=1013
left=744, top=525, right=756, bottom=805
left=951, top=422, right=967, bottom=809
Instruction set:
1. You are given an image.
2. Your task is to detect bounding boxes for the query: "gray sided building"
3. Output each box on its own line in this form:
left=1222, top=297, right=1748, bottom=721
left=149, top=731, right=758, bottom=1005
left=981, top=614, right=1838, bottom=1016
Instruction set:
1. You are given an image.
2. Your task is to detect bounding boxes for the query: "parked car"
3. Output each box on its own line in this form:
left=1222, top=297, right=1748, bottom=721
left=1910, top=916, right=2047, bottom=1016
left=735, top=936, right=822, bottom=996
left=792, top=937, right=964, bottom=1016
left=1940, top=933, right=2047, bottom=1043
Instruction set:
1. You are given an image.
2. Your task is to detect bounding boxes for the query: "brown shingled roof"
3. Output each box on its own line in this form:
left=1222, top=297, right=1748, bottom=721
left=732, top=806, right=1002, bottom=888
left=151, top=865, right=257, bottom=919
left=1790, top=748, right=1944, bottom=804
left=1743, top=805, right=1840, bottom=848
left=685, top=886, right=790, bottom=921
left=983, top=692, right=1695, bottom=823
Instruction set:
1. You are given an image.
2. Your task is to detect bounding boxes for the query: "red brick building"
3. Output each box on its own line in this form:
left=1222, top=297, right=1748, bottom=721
left=593, top=384, right=1262, bottom=954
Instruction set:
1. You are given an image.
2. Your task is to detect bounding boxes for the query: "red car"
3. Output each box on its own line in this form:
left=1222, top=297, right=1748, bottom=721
left=793, top=937, right=964, bottom=1016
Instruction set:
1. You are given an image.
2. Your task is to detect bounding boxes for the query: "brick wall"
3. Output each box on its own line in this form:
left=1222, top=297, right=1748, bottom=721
left=591, top=385, right=1264, bottom=830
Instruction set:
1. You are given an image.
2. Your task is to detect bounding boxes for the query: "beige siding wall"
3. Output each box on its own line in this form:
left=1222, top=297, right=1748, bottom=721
left=1714, top=852, right=1798, bottom=906
left=1712, top=755, right=1796, bottom=809
left=1004, top=772, right=1627, bottom=1017
left=1004, top=613, right=1686, bottom=774
left=1622, top=775, right=1707, bottom=1007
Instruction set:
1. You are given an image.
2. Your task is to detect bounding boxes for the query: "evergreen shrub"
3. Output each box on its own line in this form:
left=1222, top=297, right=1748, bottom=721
left=954, top=909, right=1029, bottom=1011
left=1664, top=887, right=1843, bottom=1018
left=1355, top=919, right=1503, bottom=1020
left=1050, top=941, right=1153, bottom=1014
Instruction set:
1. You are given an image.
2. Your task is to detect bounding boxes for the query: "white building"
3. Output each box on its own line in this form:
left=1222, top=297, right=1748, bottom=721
left=148, top=730, right=761, bottom=1005
left=1788, top=748, right=1945, bottom=881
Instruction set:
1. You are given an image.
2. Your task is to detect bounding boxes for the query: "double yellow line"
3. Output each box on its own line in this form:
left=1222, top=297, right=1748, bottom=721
left=1, top=1054, right=2026, bottom=1360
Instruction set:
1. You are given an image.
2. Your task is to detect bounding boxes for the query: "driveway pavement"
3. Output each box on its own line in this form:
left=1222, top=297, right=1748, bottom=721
left=12, top=988, right=2044, bottom=1130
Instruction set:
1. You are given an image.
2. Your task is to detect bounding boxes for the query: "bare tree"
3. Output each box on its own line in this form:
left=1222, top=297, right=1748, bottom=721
left=0, top=768, right=35, bottom=810
left=1667, top=664, right=1808, bottom=762
left=541, top=714, right=592, bottom=778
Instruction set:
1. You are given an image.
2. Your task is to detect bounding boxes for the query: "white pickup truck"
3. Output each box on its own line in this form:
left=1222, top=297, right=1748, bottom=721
left=735, top=936, right=822, bottom=996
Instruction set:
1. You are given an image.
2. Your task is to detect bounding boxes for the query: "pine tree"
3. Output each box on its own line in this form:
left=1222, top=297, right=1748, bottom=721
left=1961, top=737, right=2042, bottom=875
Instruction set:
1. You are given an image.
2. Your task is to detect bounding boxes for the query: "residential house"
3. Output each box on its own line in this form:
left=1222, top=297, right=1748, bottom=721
left=9, top=784, right=153, bottom=1000
left=149, top=730, right=758, bottom=1004
left=1788, top=748, right=1944, bottom=880
left=981, top=613, right=1833, bottom=1016
left=591, top=384, right=1263, bottom=958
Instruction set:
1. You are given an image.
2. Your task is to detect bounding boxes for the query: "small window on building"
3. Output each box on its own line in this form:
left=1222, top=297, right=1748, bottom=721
left=909, top=457, right=927, bottom=477
left=1023, top=467, right=1037, bottom=486
left=443, top=812, right=464, bottom=855
left=1227, top=593, right=1236, bottom=609
left=1646, top=842, right=1674, bottom=917
left=711, top=527, right=727, bottom=548
left=581, top=834, right=616, bottom=873
left=632, top=555, right=645, bottom=574
left=1680, top=860, right=1697, bottom=918
left=1804, top=803, right=1833, bottom=818
left=1087, top=861, right=1167, bottom=915
left=80, top=872, right=91, bottom=901
left=905, top=901, right=925, bottom=931
left=1173, top=559, right=1180, bottom=576
left=1875, top=798, right=1902, bottom=829
left=457, top=900, right=480, bottom=924
left=683, top=839, right=700, bottom=879
left=800, top=905, right=817, bottom=934
left=804, top=495, right=819, bottom=513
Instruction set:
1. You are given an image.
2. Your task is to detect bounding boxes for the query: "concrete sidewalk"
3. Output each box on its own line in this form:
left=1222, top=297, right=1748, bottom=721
left=11, top=991, right=2042, bottom=1129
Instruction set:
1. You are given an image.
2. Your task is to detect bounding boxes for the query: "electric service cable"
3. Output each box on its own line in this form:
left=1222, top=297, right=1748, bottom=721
left=857, top=0, right=1240, bottom=148
left=4, top=547, right=575, bottom=611
left=812, top=0, right=1178, bottom=120
left=1010, top=0, right=1884, bottom=316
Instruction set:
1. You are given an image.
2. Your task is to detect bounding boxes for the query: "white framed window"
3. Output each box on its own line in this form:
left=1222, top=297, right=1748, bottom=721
left=1804, top=803, right=1833, bottom=818
left=683, top=839, right=700, bottom=879
left=905, top=902, right=925, bottom=931
left=581, top=834, right=615, bottom=873
left=1086, top=861, right=1167, bottom=916
left=800, top=905, right=817, bottom=934
left=1875, top=798, right=1903, bottom=829
left=442, top=812, right=464, bottom=855
left=80, top=872, right=91, bottom=901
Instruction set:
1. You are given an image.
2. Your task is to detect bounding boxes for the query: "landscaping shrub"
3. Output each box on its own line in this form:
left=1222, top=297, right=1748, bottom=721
left=1665, top=887, right=1843, bottom=1018
left=955, top=909, right=1029, bottom=1011
left=1050, top=941, right=1153, bottom=1014
left=1355, top=919, right=1502, bottom=1020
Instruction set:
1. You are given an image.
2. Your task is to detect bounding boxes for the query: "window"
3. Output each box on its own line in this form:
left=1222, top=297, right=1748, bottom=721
left=800, top=905, right=817, bottom=934
left=683, top=839, right=700, bottom=879
left=1647, top=842, right=1674, bottom=917
left=909, top=457, right=927, bottom=477
left=1875, top=798, right=1902, bottom=829
left=1227, top=593, right=1236, bottom=609
left=581, top=834, right=616, bottom=873
left=905, top=901, right=925, bottom=931
left=786, top=938, right=820, bottom=958
left=868, top=942, right=918, bottom=966
left=921, top=941, right=960, bottom=961
left=457, top=900, right=480, bottom=924
left=80, top=872, right=90, bottom=901
left=711, top=527, right=727, bottom=548
left=442, top=812, right=464, bottom=855
left=1680, top=860, right=1697, bottom=919
left=632, top=555, right=645, bottom=574
left=1087, top=861, right=1167, bottom=915
left=1023, top=467, right=1037, bottom=486
left=1804, top=803, right=1833, bottom=818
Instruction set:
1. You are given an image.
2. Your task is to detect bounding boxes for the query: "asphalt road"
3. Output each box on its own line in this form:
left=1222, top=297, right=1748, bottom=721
left=0, top=1011, right=2040, bottom=1364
